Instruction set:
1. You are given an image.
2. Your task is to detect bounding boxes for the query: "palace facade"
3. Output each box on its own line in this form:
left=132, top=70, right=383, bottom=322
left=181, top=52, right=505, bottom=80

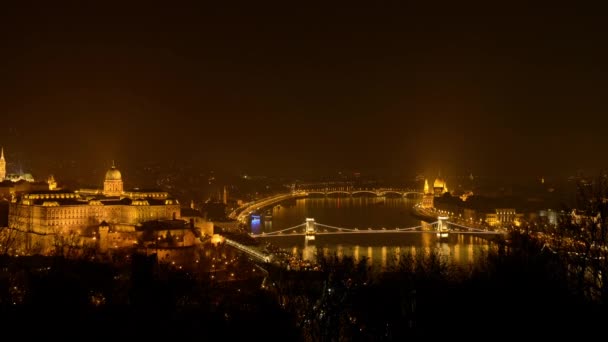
left=7, top=163, right=183, bottom=254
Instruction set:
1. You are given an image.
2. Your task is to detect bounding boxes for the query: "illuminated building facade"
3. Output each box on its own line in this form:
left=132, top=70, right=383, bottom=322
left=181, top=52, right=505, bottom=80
left=0, top=147, right=35, bottom=183
left=433, top=177, right=448, bottom=197
left=47, top=175, right=57, bottom=190
left=103, top=162, right=123, bottom=196
left=8, top=163, right=181, bottom=253
left=496, top=208, right=517, bottom=225
left=421, top=179, right=434, bottom=208
left=0, top=148, right=5, bottom=180
left=486, top=208, right=522, bottom=227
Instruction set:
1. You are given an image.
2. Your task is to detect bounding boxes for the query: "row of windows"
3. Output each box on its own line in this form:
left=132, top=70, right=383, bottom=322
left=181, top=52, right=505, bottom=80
left=25, top=193, right=77, bottom=200
left=12, top=206, right=179, bottom=230
left=125, top=192, right=167, bottom=198
left=47, top=219, right=88, bottom=226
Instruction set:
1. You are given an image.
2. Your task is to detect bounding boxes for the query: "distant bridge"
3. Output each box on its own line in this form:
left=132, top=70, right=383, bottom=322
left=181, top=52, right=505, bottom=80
left=229, top=192, right=302, bottom=222
left=303, top=188, right=423, bottom=197
left=229, top=188, right=424, bottom=223
left=224, top=238, right=272, bottom=263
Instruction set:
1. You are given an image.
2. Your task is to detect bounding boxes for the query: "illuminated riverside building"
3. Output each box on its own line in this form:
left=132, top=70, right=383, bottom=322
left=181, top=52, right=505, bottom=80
left=7, top=163, right=184, bottom=255
left=419, top=174, right=450, bottom=209
left=496, top=208, right=517, bottom=225
left=421, top=179, right=434, bottom=208
left=433, top=177, right=448, bottom=197
left=485, top=209, right=522, bottom=227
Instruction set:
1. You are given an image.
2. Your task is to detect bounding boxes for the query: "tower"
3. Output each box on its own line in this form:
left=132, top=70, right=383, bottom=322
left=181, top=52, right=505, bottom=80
left=223, top=186, right=228, bottom=205
left=98, top=221, right=110, bottom=253
left=0, top=147, right=5, bottom=180
left=103, top=161, right=124, bottom=196
left=48, top=174, right=57, bottom=190
left=421, top=178, right=434, bottom=209
left=437, top=215, right=449, bottom=238
left=433, top=171, right=448, bottom=197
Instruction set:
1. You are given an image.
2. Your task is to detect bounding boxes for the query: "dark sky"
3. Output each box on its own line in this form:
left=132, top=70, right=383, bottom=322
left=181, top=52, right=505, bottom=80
left=1, top=1, right=606, bottom=181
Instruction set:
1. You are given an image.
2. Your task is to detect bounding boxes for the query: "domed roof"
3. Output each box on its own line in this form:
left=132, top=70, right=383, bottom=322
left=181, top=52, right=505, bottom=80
left=433, top=178, right=446, bottom=188
left=105, top=166, right=122, bottom=181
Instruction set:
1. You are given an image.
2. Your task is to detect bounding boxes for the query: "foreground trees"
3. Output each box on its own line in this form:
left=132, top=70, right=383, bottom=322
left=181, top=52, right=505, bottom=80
left=540, top=172, right=608, bottom=304
left=0, top=226, right=606, bottom=340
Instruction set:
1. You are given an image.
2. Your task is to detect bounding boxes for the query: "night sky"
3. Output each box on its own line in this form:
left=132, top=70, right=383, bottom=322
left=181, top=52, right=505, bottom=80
left=1, top=2, right=606, bottom=181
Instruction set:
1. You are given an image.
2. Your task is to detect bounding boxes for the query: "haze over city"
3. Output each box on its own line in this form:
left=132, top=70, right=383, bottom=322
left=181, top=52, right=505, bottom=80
left=1, top=2, right=607, bottom=340
left=1, top=2, right=607, bottom=182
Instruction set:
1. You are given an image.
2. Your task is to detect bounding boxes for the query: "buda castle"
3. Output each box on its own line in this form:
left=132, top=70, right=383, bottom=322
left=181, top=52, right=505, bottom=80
left=8, top=162, right=184, bottom=254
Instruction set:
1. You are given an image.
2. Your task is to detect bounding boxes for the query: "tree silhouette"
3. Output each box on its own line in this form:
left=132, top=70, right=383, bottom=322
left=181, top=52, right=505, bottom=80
left=555, top=170, right=608, bottom=303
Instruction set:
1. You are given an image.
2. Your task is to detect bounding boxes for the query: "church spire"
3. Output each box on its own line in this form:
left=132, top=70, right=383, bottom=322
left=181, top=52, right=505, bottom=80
left=0, top=147, right=5, bottom=180
left=112, top=160, right=115, bottom=168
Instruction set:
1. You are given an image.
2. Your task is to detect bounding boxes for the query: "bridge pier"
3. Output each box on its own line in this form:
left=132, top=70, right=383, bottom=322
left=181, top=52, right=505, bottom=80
left=437, top=215, right=449, bottom=238
left=305, top=218, right=316, bottom=241
left=303, top=218, right=317, bottom=262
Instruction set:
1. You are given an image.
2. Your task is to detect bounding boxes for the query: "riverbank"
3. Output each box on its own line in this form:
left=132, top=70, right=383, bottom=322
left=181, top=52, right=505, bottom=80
left=410, top=204, right=439, bottom=222
left=229, top=191, right=308, bottom=222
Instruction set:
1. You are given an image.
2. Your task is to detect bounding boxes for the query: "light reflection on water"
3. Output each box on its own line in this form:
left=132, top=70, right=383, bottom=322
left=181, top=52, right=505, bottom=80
left=276, top=234, right=493, bottom=269
left=250, top=197, right=495, bottom=268
left=250, top=218, right=262, bottom=235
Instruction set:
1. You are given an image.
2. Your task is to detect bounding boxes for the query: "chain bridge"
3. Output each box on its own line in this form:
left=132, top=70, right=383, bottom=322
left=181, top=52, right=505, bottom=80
left=251, top=216, right=505, bottom=240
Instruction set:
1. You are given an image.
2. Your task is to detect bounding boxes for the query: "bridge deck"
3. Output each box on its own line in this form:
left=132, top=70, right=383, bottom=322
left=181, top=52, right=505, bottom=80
left=253, top=230, right=504, bottom=237
left=225, top=238, right=272, bottom=262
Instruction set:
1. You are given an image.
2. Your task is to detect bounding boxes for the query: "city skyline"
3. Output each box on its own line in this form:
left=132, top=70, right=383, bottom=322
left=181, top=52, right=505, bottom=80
left=1, top=2, right=606, bottom=180
left=2, top=3, right=608, bottom=337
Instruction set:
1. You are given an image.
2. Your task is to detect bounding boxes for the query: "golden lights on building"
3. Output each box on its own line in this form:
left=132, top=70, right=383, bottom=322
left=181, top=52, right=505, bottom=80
left=433, top=177, right=448, bottom=197
left=47, top=175, right=57, bottom=190
left=7, top=163, right=184, bottom=255
left=421, top=178, right=434, bottom=209
left=0, top=147, right=5, bottom=180
left=485, top=208, right=523, bottom=227
left=103, top=161, right=123, bottom=196
left=420, top=173, right=449, bottom=208
left=0, top=147, right=36, bottom=183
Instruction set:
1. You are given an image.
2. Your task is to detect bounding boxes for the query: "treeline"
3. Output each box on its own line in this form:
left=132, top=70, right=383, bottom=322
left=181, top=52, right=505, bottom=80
left=0, top=253, right=297, bottom=340
left=268, top=232, right=605, bottom=340
left=0, top=232, right=606, bottom=340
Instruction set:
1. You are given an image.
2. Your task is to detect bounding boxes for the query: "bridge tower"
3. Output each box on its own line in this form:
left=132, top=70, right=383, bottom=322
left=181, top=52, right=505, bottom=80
left=303, top=218, right=317, bottom=262
left=305, top=218, right=316, bottom=241
left=437, top=215, right=449, bottom=238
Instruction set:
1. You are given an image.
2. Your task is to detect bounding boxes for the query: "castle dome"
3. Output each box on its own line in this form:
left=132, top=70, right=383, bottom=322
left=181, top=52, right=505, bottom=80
left=105, top=166, right=122, bottom=181
left=433, top=178, right=446, bottom=188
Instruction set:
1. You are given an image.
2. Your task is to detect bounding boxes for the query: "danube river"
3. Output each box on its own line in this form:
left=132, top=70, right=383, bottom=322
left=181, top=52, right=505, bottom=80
left=249, top=196, right=495, bottom=269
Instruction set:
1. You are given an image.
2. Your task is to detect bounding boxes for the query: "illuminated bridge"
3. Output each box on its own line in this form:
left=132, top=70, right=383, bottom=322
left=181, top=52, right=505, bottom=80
left=229, top=192, right=303, bottom=222
left=227, top=218, right=503, bottom=265
left=224, top=238, right=272, bottom=263
left=229, top=188, right=424, bottom=223
left=302, top=188, right=423, bottom=197
left=250, top=217, right=505, bottom=240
